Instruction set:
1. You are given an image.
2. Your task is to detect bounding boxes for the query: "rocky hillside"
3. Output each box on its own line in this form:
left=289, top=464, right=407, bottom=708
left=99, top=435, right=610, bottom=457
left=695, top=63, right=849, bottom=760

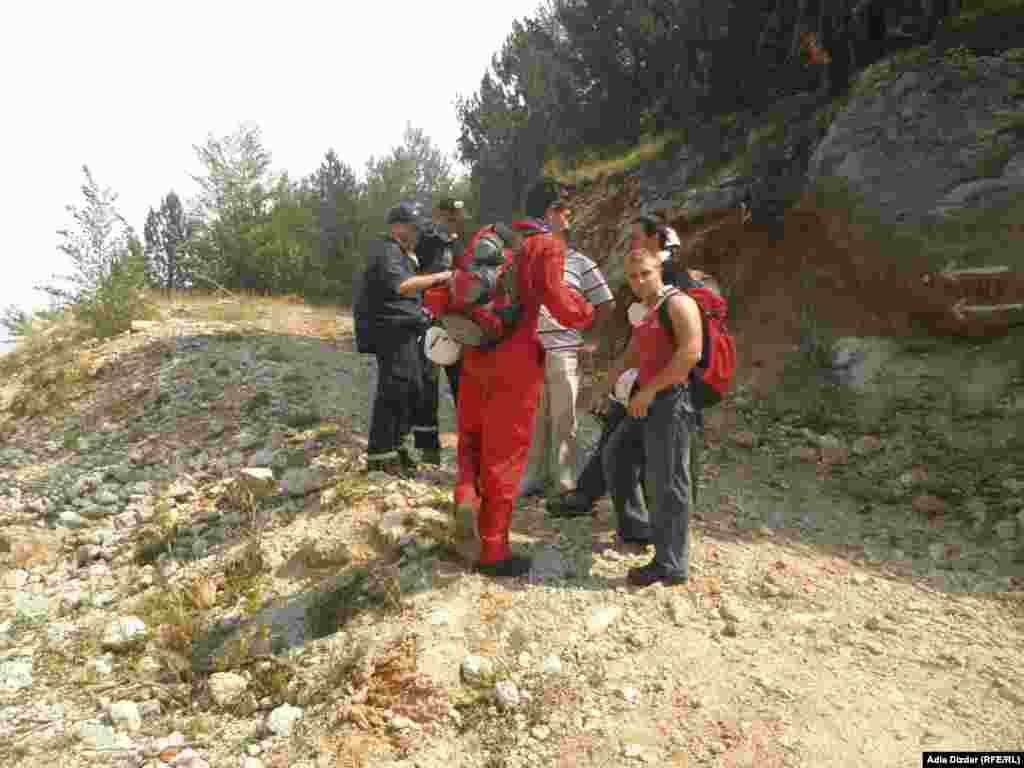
left=558, top=45, right=1024, bottom=408
left=1, top=292, right=1023, bottom=768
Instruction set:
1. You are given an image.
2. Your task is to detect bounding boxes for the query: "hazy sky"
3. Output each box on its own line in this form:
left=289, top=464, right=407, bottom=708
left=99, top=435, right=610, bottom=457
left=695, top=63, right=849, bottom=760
left=1, top=1, right=541, bottom=315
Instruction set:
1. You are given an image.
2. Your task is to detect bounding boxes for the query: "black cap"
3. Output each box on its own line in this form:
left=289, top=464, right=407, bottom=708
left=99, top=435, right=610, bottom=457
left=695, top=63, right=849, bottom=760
left=524, top=177, right=566, bottom=219
left=386, top=200, right=424, bottom=226
left=438, top=197, right=465, bottom=212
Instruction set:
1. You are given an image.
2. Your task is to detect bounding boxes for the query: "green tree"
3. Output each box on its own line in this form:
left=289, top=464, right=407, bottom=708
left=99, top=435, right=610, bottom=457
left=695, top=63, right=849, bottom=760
left=38, top=165, right=150, bottom=337
left=143, top=190, right=196, bottom=292
left=189, top=122, right=274, bottom=292
left=307, top=149, right=365, bottom=301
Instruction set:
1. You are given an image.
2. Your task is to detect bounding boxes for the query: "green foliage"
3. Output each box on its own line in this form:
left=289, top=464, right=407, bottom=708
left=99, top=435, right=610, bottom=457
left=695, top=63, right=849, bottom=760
left=37, top=165, right=153, bottom=339
left=974, top=142, right=1016, bottom=177
left=0, top=305, right=33, bottom=337
left=166, top=121, right=463, bottom=305
left=944, top=44, right=985, bottom=78
left=144, top=191, right=196, bottom=291
left=809, top=175, right=1024, bottom=274
left=944, top=0, right=1024, bottom=31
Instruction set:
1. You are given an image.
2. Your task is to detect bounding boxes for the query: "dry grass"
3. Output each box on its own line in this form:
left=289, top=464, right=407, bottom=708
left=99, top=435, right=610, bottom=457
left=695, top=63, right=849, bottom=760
left=150, top=289, right=346, bottom=340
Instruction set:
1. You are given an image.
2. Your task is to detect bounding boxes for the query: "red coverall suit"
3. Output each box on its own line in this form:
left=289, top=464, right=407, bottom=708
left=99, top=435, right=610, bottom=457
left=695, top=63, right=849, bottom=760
left=426, top=219, right=594, bottom=565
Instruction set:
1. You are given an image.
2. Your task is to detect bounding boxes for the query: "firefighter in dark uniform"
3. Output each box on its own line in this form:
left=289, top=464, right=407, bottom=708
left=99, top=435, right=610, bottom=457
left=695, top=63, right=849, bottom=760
left=364, top=201, right=453, bottom=476
left=411, top=197, right=467, bottom=465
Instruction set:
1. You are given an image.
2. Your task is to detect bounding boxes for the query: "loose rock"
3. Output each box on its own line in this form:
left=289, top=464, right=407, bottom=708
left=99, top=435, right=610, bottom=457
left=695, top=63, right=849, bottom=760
left=586, top=605, right=623, bottom=636
left=102, top=616, right=147, bottom=651
left=209, top=672, right=249, bottom=707
left=265, top=704, right=303, bottom=737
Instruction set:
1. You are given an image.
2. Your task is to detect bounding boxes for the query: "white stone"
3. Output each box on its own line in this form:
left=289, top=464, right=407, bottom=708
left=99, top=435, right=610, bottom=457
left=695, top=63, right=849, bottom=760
left=0, top=658, right=33, bottom=690
left=541, top=655, right=563, bottom=675
left=495, top=680, right=520, bottom=709
left=209, top=672, right=249, bottom=707
left=101, top=616, right=147, bottom=650
left=171, top=747, right=211, bottom=768
left=620, top=686, right=642, bottom=705
left=265, top=704, right=303, bottom=737
left=460, top=654, right=493, bottom=686
left=4, top=570, right=29, bottom=589
left=109, top=700, right=141, bottom=732
left=586, top=605, right=622, bottom=636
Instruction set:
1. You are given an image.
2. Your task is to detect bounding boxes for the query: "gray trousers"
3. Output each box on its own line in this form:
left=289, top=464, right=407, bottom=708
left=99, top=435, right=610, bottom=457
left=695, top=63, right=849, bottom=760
left=602, top=384, right=695, bottom=577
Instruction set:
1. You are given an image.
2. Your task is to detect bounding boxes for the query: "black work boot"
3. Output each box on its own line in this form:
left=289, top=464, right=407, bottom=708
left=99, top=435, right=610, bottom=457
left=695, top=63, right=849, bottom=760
left=477, top=555, right=533, bottom=579
left=627, top=559, right=687, bottom=588
left=547, top=490, right=595, bottom=518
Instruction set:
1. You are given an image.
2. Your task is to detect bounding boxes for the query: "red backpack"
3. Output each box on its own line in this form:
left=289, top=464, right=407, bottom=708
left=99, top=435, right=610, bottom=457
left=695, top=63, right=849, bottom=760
left=426, top=222, right=544, bottom=351
left=657, top=275, right=736, bottom=408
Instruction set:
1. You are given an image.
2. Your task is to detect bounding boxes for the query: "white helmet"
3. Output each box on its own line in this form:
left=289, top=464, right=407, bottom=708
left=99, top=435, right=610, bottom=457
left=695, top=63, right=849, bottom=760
left=663, top=226, right=681, bottom=249
left=627, top=302, right=648, bottom=327
left=424, top=325, right=461, bottom=366
left=613, top=368, right=640, bottom=404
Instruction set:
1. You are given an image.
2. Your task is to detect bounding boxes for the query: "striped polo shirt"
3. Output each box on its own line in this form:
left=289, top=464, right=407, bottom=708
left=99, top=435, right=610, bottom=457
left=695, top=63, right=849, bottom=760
left=537, top=249, right=614, bottom=351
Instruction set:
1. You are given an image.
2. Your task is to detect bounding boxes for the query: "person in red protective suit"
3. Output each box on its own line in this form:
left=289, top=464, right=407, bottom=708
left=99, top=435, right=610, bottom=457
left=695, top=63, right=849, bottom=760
left=426, top=179, right=595, bottom=578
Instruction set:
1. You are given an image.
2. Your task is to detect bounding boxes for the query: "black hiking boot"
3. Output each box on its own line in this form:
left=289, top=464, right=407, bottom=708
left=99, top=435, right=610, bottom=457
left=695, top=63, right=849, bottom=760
left=627, top=560, right=687, bottom=588
left=477, top=555, right=533, bottom=579
left=547, top=490, right=595, bottom=518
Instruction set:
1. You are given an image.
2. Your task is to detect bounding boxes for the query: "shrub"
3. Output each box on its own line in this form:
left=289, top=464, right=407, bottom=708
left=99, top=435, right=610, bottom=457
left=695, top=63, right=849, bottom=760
left=37, top=165, right=155, bottom=339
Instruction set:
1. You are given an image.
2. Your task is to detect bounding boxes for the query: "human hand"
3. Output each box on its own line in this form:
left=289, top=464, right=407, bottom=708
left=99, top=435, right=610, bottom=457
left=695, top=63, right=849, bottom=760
left=580, top=341, right=598, bottom=355
left=627, top=386, right=655, bottom=419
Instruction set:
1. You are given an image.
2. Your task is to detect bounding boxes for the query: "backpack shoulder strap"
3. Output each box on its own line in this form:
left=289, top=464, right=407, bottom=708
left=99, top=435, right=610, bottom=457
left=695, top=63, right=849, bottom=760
left=656, top=287, right=682, bottom=346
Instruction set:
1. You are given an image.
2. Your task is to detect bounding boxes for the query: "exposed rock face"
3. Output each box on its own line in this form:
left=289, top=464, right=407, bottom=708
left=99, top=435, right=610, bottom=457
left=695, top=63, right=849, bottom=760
left=808, top=53, right=1024, bottom=224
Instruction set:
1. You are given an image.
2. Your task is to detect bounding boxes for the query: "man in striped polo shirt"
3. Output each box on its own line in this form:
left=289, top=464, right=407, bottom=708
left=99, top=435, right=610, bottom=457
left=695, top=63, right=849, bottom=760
left=520, top=222, right=615, bottom=501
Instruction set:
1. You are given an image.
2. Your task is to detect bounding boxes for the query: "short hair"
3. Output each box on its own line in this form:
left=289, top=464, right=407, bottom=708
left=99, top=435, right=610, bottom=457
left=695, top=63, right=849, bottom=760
left=632, top=214, right=659, bottom=237
left=524, top=178, right=565, bottom=219
left=625, top=248, right=662, bottom=267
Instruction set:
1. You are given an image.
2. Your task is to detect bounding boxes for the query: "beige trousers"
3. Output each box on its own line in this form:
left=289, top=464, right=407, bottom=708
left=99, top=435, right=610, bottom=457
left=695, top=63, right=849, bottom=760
left=522, top=349, right=580, bottom=494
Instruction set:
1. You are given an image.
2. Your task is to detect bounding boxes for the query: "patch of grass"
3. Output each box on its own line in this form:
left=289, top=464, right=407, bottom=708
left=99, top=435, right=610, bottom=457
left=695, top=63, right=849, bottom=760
left=748, top=114, right=786, bottom=148
left=544, top=129, right=688, bottom=184
left=807, top=175, right=1024, bottom=274
left=0, top=315, right=103, bottom=423
left=222, top=539, right=273, bottom=615
left=305, top=567, right=401, bottom=641
left=944, top=44, right=987, bottom=78
left=974, top=141, right=1016, bottom=177
left=992, top=109, right=1024, bottom=138
left=943, top=0, right=1024, bottom=32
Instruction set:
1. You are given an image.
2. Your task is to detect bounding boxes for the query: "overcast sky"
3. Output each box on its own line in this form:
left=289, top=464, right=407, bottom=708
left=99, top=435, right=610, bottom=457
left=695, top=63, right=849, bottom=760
left=1, top=1, right=541, bottom=316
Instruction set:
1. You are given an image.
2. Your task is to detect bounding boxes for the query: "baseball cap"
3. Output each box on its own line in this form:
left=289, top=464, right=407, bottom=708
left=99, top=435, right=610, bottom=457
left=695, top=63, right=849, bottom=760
left=438, top=197, right=465, bottom=212
left=386, top=200, right=425, bottom=226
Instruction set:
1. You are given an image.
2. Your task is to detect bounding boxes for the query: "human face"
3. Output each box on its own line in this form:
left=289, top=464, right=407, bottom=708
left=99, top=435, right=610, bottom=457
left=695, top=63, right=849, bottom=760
left=545, top=203, right=571, bottom=233
left=447, top=207, right=466, bottom=236
left=393, top=222, right=420, bottom=252
left=625, top=253, right=664, bottom=304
